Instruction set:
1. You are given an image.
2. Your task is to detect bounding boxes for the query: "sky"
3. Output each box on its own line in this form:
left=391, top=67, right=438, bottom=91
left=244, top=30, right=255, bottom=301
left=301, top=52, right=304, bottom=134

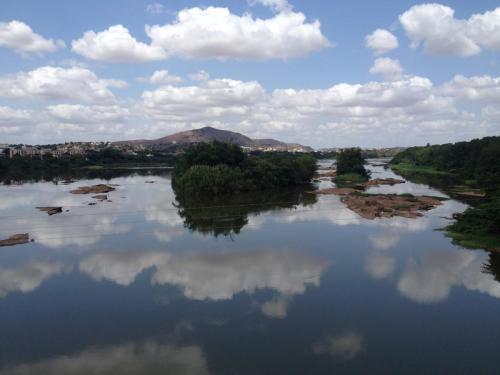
left=0, top=0, right=499, bottom=148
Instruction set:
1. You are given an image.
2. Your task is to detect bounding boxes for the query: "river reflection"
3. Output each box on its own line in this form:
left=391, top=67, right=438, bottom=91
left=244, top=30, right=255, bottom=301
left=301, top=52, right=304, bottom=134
left=0, top=340, right=210, bottom=375
left=175, top=189, right=317, bottom=237
left=1, top=164, right=500, bottom=374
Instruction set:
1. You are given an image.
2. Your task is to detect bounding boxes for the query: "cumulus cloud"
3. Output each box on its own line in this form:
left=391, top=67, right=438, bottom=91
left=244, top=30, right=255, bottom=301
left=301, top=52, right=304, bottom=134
left=0, top=106, right=34, bottom=126
left=71, top=6, right=328, bottom=62
left=0, top=261, right=66, bottom=298
left=146, top=3, right=165, bottom=15
left=145, top=6, right=330, bottom=60
left=0, top=66, right=123, bottom=104
left=251, top=0, right=292, bottom=13
left=138, top=70, right=183, bottom=85
left=188, top=70, right=210, bottom=81
left=313, top=332, right=364, bottom=361
left=137, top=72, right=500, bottom=147
left=0, top=20, right=65, bottom=55
left=0, top=341, right=210, bottom=375
left=438, top=75, right=500, bottom=103
left=72, top=25, right=166, bottom=62
left=142, top=78, right=266, bottom=122
left=364, top=253, right=396, bottom=279
left=369, top=57, right=404, bottom=81
left=46, top=104, right=129, bottom=125
left=79, top=250, right=328, bottom=314
left=365, top=29, right=399, bottom=55
left=399, top=4, right=500, bottom=56
left=3, top=68, right=500, bottom=147
left=398, top=250, right=500, bottom=303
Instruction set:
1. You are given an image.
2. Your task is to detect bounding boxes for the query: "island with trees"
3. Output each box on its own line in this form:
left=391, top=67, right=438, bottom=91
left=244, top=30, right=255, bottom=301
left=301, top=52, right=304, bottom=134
left=172, top=141, right=317, bottom=197
left=334, top=148, right=370, bottom=185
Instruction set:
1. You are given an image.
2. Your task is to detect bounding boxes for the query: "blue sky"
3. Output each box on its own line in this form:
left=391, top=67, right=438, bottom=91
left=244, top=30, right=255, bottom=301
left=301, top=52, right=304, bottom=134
left=0, top=0, right=499, bottom=148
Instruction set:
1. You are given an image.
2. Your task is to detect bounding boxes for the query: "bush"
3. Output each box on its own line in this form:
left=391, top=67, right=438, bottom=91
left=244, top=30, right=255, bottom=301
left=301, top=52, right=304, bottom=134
left=172, top=142, right=317, bottom=197
left=335, top=148, right=369, bottom=178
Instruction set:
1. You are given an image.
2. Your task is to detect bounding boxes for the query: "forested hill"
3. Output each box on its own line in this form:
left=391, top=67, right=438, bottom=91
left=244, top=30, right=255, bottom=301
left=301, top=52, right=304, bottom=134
left=391, top=136, right=500, bottom=189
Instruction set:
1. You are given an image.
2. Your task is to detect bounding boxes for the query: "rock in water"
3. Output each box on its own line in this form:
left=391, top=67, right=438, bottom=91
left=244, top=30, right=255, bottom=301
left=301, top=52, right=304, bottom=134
left=36, top=207, right=63, bottom=215
left=70, top=184, right=115, bottom=194
left=0, top=233, right=30, bottom=247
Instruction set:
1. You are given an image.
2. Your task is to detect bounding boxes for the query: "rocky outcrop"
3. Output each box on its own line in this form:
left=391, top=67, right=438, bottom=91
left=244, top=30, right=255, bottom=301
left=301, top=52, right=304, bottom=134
left=341, top=194, right=443, bottom=219
left=36, top=207, right=63, bottom=215
left=365, top=178, right=405, bottom=187
left=0, top=233, right=30, bottom=247
left=314, top=188, right=356, bottom=196
left=70, top=184, right=115, bottom=194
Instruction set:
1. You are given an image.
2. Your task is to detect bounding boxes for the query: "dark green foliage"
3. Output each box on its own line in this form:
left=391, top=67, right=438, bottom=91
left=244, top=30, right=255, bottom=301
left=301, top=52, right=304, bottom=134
left=0, top=149, right=176, bottom=182
left=391, top=136, right=500, bottom=250
left=448, top=198, right=500, bottom=236
left=176, top=188, right=317, bottom=237
left=391, top=136, right=500, bottom=191
left=172, top=142, right=317, bottom=197
left=335, top=148, right=369, bottom=178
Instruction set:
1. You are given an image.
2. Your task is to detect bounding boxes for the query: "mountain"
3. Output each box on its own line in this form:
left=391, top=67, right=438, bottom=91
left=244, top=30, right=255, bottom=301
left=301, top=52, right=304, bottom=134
left=114, top=127, right=313, bottom=152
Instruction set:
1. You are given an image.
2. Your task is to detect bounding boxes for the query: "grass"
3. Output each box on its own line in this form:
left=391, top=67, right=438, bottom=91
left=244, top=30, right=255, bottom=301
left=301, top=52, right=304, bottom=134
left=334, top=173, right=369, bottom=184
left=445, top=231, right=500, bottom=252
left=389, top=162, right=452, bottom=175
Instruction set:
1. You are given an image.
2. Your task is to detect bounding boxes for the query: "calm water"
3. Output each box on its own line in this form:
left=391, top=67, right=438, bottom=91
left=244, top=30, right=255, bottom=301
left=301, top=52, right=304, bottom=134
left=0, top=161, right=499, bottom=374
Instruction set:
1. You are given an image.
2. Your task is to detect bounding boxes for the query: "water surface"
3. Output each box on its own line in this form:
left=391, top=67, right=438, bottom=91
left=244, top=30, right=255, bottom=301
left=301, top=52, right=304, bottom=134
left=0, top=162, right=499, bottom=374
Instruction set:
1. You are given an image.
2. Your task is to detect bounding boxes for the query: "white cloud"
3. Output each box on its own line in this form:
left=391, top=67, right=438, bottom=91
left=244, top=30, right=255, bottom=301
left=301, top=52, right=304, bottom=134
left=468, top=7, right=500, bottom=51
left=72, top=25, right=166, bottom=63
left=146, top=3, right=165, bottom=15
left=188, top=70, right=210, bottom=81
left=364, top=253, right=396, bottom=279
left=80, top=250, right=328, bottom=304
left=369, top=57, right=404, bottom=81
left=142, top=78, right=266, bottom=122
left=137, top=72, right=500, bottom=147
left=438, top=75, right=500, bottom=103
left=0, top=66, right=123, bottom=104
left=313, top=332, right=364, bottom=361
left=0, top=20, right=65, bottom=55
left=0, top=106, right=34, bottom=126
left=80, top=251, right=170, bottom=286
left=0, top=341, right=210, bottom=375
left=251, top=0, right=292, bottom=13
left=365, top=29, right=399, bottom=55
left=146, top=6, right=330, bottom=60
left=138, top=70, right=183, bottom=85
left=0, top=261, right=65, bottom=298
left=398, top=250, right=500, bottom=303
left=46, top=104, right=129, bottom=125
left=399, top=4, right=500, bottom=56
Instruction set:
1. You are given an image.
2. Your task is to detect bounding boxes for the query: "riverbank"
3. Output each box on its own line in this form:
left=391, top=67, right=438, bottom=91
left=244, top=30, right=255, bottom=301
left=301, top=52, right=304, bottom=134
left=389, top=137, right=500, bottom=252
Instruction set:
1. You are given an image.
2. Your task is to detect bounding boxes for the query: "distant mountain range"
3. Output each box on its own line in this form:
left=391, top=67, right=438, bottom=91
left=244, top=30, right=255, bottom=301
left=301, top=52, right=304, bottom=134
left=113, top=126, right=313, bottom=152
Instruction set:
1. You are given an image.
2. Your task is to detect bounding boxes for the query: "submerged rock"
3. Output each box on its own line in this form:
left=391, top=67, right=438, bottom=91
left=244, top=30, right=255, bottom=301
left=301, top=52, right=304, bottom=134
left=342, top=194, right=443, bottom=220
left=314, top=188, right=356, bottom=196
left=36, top=207, right=63, bottom=215
left=365, top=178, right=405, bottom=187
left=70, top=184, right=115, bottom=194
left=92, top=194, right=108, bottom=201
left=0, top=233, right=30, bottom=247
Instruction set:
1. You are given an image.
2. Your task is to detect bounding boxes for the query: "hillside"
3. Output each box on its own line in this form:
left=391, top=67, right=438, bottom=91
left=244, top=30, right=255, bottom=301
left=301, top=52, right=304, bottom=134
left=113, top=127, right=313, bottom=152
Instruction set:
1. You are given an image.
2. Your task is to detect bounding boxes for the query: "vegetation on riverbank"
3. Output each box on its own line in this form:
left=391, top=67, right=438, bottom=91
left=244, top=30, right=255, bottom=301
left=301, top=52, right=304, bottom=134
left=172, top=142, right=316, bottom=197
left=334, top=148, right=369, bottom=184
left=390, top=136, right=500, bottom=252
left=0, top=150, right=176, bottom=182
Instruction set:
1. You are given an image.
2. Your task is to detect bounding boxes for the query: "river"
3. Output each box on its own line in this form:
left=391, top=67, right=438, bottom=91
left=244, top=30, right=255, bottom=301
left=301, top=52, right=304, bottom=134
left=0, top=160, right=499, bottom=374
